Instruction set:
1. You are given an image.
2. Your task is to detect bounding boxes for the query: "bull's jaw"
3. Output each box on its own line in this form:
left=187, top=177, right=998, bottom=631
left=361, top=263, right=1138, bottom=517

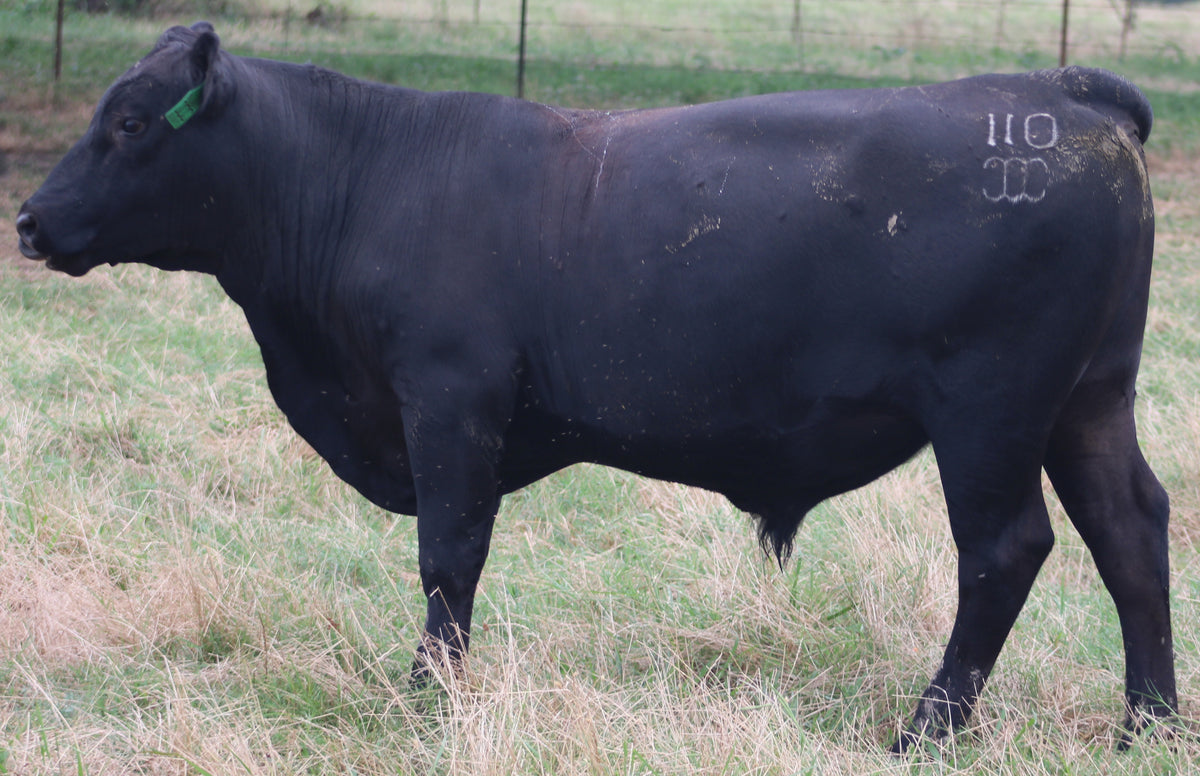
left=17, top=240, right=109, bottom=278
left=21, top=240, right=206, bottom=277
left=16, top=240, right=102, bottom=277
left=50, top=255, right=109, bottom=277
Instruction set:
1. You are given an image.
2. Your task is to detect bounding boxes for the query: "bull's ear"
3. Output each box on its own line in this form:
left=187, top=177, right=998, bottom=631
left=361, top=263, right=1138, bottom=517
left=188, top=24, right=234, bottom=117
left=156, top=23, right=202, bottom=49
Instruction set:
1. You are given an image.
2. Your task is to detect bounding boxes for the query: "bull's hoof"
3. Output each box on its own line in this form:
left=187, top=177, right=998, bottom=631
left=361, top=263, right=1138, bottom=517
left=409, top=659, right=436, bottom=690
left=888, top=723, right=950, bottom=757
left=1118, top=709, right=1184, bottom=751
left=409, top=638, right=466, bottom=691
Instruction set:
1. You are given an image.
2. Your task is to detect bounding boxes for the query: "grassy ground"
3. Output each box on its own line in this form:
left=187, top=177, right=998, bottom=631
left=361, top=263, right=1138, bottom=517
left=1, top=3, right=1200, bottom=773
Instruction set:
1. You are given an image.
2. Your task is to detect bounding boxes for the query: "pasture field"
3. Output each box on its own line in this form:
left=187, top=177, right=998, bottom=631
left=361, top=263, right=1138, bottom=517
left=1, top=2, right=1200, bottom=773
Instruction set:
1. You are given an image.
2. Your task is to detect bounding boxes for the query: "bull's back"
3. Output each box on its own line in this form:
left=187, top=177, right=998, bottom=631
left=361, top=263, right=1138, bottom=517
left=526, top=69, right=1150, bottom=405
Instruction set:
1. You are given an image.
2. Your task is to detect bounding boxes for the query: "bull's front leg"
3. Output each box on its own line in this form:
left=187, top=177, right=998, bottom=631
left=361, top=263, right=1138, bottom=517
left=401, top=403, right=504, bottom=682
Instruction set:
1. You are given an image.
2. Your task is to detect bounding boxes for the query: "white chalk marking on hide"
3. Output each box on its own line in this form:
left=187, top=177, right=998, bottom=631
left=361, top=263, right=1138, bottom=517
left=985, top=112, right=1059, bottom=150
left=1024, top=113, right=1059, bottom=149
left=982, top=156, right=1049, bottom=204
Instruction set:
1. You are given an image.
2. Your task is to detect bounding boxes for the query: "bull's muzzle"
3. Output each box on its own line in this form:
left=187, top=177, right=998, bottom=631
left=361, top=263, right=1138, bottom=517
left=15, top=211, right=49, bottom=260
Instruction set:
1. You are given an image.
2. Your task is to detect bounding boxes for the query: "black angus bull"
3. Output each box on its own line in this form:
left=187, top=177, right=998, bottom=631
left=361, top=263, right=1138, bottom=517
left=16, top=23, right=1174, bottom=751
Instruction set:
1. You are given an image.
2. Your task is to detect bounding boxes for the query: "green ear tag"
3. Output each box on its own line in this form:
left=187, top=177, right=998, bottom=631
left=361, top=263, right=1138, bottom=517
left=165, top=84, right=204, bottom=129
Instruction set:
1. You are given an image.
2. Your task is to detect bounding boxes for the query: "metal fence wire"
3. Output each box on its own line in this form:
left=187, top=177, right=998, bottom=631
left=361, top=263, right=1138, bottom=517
left=293, top=2, right=1194, bottom=58
left=247, top=0, right=1200, bottom=92
left=40, top=1, right=1200, bottom=92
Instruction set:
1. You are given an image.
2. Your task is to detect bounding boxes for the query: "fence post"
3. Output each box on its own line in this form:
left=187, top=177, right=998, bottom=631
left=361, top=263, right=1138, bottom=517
left=1059, top=0, right=1069, bottom=67
left=54, top=0, right=65, bottom=81
left=1119, top=0, right=1135, bottom=60
left=792, top=0, right=804, bottom=69
left=517, top=0, right=528, bottom=99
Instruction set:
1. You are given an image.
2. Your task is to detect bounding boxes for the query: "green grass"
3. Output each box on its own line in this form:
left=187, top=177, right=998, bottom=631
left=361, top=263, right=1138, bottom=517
left=1, top=2, right=1200, bottom=773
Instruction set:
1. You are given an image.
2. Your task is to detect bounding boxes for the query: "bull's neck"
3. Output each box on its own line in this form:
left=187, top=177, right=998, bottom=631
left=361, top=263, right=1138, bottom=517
left=216, top=61, right=428, bottom=312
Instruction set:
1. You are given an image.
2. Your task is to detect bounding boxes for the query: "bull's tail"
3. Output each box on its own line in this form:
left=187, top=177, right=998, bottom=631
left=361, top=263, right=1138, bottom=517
left=1057, top=66, right=1153, bottom=146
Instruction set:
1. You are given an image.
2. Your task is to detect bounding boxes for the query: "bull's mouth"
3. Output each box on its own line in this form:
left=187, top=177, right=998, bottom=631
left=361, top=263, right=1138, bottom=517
left=17, top=240, right=103, bottom=277
left=17, top=236, right=47, bottom=261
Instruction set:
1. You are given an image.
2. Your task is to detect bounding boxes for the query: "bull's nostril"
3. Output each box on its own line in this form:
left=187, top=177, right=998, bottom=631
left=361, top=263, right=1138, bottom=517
left=16, top=212, right=38, bottom=240
left=15, top=210, right=49, bottom=261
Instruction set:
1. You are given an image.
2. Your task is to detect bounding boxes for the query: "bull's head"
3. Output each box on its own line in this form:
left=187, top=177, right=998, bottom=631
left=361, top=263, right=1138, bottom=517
left=16, top=22, right=233, bottom=277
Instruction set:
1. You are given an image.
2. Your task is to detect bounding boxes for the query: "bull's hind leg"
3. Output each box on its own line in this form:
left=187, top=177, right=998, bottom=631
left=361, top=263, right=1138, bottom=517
left=1044, top=382, right=1176, bottom=744
left=892, top=436, right=1055, bottom=753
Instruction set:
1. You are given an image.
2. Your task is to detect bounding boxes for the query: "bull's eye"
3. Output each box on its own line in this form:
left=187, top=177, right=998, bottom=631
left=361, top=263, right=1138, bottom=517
left=120, top=118, right=147, bottom=136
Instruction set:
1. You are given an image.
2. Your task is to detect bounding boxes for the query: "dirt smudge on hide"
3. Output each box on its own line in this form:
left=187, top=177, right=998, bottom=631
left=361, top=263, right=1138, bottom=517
left=666, top=214, right=722, bottom=255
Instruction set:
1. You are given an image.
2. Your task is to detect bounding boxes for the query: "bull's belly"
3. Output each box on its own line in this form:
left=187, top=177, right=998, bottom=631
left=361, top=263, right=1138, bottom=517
left=499, top=398, right=928, bottom=515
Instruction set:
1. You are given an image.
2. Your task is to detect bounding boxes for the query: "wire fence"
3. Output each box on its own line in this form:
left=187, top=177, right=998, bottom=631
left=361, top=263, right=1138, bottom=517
left=36, top=0, right=1200, bottom=93
left=236, top=0, right=1200, bottom=87
left=279, top=2, right=1193, bottom=55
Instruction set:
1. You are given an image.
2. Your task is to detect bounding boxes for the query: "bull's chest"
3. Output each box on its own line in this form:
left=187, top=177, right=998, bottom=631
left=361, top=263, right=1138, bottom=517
left=244, top=307, right=417, bottom=514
